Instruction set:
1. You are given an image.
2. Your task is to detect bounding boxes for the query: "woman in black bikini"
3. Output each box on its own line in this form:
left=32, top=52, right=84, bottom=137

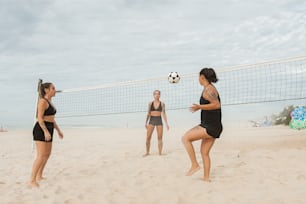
left=144, top=90, right=169, bottom=156
left=29, top=82, right=64, bottom=188
left=182, top=68, right=222, bottom=182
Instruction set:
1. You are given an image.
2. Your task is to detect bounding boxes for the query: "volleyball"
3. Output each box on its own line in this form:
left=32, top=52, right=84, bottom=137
left=168, top=72, right=180, bottom=83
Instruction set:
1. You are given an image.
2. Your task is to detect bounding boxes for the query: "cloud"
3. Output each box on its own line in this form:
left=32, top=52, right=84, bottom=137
left=0, top=1, right=51, bottom=52
left=1, top=0, right=305, bottom=82
left=0, top=2, right=306, bottom=84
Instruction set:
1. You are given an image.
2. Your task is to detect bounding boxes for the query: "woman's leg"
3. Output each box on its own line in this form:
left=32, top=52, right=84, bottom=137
left=156, top=125, right=163, bottom=155
left=29, top=141, right=46, bottom=187
left=201, top=137, right=215, bottom=182
left=37, top=142, right=52, bottom=180
left=182, top=125, right=212, bottom=176
left=144, top=125, right=155, bottom=156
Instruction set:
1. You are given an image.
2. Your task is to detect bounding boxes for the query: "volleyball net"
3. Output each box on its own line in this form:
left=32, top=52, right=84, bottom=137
left=52, top=55, right=306, bottom=118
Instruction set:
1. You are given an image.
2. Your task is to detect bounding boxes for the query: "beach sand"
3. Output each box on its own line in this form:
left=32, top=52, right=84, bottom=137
left=0, top=126, right=306, bottom=204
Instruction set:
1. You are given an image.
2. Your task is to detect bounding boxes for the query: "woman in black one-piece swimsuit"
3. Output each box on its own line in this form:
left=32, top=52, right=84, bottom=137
left=182, top=68, right=222, bottom=182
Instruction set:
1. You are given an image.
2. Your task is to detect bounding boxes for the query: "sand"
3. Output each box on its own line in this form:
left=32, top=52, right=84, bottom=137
left=0, top=126, right=306, bottom=204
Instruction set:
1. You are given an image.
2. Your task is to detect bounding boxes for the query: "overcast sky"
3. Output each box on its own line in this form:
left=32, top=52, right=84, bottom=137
left=1, top=0, right=306, bottom=127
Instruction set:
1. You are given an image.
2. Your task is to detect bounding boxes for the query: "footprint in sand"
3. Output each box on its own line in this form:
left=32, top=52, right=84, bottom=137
left=217, top=161, right=246, bottom=169
left=55, top=186, right=64, bottom=194
left=64, top=199, right=74, bottom=204
left=297, top=174, right=306, bottom=180
left=234, top=161, right=246, bottom=167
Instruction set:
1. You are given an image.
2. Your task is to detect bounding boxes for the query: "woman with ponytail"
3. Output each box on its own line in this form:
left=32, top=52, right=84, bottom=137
left=182, top=68, right=222, bottom=182
left=29, top=82, right=64, bottom=188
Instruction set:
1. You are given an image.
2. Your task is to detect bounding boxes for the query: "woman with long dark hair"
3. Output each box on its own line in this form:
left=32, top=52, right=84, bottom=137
left=182, top=68, right=222, bottom=182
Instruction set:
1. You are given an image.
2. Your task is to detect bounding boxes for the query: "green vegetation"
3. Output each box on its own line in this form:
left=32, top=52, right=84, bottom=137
left=271, top=105, right=295, bottom=125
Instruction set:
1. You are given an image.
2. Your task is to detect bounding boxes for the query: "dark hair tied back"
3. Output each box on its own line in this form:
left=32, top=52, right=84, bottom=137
left=199, top=68, right=218, bottom=83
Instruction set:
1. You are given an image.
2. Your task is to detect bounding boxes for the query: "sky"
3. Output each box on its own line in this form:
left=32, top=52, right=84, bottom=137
left=1, top=0, right=306, bottom=128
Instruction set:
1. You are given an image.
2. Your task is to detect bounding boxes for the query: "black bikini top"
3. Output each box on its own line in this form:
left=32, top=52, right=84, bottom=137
left=150, top=101, right=162, bottom=112
left=43, top=98, right=57, bottom=116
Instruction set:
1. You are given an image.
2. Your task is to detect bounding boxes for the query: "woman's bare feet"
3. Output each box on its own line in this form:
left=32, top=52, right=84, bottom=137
left=186, top=166, right=200, bottom=176
left=28, top=181, right=40, bottom=188
left=143, top=153, right=150, bottom=157
left=36, top=176, right=46, bottom=181
left=203, top=177, right=211, bottom=182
